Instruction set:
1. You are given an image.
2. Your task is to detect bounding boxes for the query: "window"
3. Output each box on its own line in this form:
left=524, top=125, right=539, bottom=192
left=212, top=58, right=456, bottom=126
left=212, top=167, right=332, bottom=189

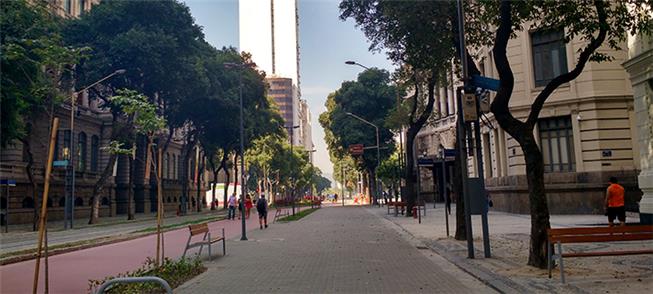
left=174, top=155, right=178, bottom=180
left=78, top=0, right=86, bottom=13
left=164, top=153, right=170, bottom=179
left=539, top=116, right=575, bottom=172
left=91, top=135, right=99, bottom=171
left=78, top=132, right=87, bottom=171
left=22, top=197, right=34, bottom=209
left=531, top=29, right=568, bottom=87
left=63, top=130, right=71, bottom=160
left=64, top=0, right=72, bottom=14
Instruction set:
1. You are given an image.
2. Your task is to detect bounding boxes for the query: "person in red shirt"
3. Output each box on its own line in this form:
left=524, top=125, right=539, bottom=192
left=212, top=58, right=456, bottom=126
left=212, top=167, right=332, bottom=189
left=604, top=177, right=626, bottom=227
left=245, top=195, right=253, bottom=219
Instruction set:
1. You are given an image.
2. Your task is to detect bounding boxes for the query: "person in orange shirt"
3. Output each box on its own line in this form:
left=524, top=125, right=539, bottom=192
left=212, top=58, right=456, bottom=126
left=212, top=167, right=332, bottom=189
left=604, top=177, right=626, bottom=227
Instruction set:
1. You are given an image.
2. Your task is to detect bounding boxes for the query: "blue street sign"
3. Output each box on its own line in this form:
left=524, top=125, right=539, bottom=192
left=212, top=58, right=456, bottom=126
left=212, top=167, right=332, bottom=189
left=443, top=149, right=457, bottom=157
left=0, top=179, right=16, bottom=186
left=418, top=158, right=435, bottom=165
left=53, top=160, right=69, bottom=167
left=471, top=75, right=500, bottom=91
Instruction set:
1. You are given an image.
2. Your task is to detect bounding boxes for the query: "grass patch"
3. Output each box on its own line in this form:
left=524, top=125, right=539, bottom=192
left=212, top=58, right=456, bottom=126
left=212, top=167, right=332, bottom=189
left=276, top=208, right=318, bottom=222
left=88, top=257, right=206, bottom=294
left=131, top=216, right=222, bottom=234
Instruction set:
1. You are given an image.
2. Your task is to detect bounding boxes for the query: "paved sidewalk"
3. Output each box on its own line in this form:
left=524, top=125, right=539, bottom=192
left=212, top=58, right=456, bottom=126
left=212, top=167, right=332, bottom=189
left=178, top=206, right=493, bottom=293
left=0, top=209, right=226, bottom=256
left=0, top=207, right=292, bottom=294
left=371, top=204, right=653, bottom=293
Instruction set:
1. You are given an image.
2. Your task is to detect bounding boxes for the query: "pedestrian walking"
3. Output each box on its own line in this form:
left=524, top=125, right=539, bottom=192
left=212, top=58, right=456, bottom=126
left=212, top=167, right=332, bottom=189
left=257, top=193, right=268, bottom=229
left=238, top=198, right=243, bottom=219
left=245, top=194, right=253, bottom=219
left=228, top=193, right=237, bottom=220
left=605, top=176, right=626, bottom=227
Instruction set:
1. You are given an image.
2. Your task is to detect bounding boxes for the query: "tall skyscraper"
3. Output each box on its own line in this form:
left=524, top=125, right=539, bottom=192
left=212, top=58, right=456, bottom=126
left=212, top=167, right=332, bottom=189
left=239, top=0, right=300, bottom=85
left=239, top=0, right=305, bottom=147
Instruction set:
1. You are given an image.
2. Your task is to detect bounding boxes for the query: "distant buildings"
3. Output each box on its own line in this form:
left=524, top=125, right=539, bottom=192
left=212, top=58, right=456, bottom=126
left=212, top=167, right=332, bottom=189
left=239, top=0, right=314, bottom=156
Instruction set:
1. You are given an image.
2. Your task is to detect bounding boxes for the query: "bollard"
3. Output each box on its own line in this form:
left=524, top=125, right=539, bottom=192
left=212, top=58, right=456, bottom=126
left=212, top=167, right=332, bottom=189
left=412, top=207, right=417, bottom=219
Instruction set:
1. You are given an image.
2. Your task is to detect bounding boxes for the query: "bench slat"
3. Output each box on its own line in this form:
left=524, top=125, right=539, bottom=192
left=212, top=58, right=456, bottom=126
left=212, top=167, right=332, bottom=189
left=548, top=225, right=653, bottom=236
left=550, top=233, right=653, bottom=243
left=189, top=223, right=209, bottom=236
left=562, top=249, right=653, bottom=258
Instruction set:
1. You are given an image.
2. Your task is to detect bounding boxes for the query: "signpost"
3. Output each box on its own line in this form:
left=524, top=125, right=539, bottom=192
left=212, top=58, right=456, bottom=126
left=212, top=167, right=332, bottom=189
left=348, top=144, right=364, bottom=156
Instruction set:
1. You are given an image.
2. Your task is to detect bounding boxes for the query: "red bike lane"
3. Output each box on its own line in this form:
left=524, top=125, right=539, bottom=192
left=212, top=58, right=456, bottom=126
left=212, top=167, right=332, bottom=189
left=0, top=209, right=285, bottom=294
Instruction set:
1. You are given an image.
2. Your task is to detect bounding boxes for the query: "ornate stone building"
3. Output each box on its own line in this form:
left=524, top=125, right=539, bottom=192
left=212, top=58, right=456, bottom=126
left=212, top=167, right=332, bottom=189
left=415, top=26, right=642, bottom=214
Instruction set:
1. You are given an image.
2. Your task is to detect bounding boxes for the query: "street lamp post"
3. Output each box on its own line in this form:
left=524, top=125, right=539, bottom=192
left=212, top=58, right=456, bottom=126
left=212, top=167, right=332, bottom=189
left=65, top=69, right=125, bottom=230
left=345, top=112, right=380, bottom=206
left=285, top=125, right=300, bottom=215
left=345, top=61, right=370, bottom=70
left=224, top=62, right=253, bottom=241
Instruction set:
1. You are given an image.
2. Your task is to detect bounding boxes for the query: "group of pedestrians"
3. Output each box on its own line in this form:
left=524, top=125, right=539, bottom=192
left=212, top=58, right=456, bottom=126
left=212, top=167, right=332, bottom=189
left=227, top=192, right=269, bottom=229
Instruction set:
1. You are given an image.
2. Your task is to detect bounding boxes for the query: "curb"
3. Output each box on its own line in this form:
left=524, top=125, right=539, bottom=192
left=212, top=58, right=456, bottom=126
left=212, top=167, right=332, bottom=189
left=0, top=215, right=224, bottom=266
left=374, top=209, right=590, bottom=294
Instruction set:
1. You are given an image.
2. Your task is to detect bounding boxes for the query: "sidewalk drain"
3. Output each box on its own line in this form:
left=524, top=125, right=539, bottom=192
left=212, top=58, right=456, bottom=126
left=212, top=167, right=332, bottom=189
left=416, top=245, right=428, bottom=250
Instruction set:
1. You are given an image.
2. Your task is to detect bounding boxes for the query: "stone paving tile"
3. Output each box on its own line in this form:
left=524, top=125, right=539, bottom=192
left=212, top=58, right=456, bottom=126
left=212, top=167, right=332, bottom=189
left=177, top=206, right=493, bottom=293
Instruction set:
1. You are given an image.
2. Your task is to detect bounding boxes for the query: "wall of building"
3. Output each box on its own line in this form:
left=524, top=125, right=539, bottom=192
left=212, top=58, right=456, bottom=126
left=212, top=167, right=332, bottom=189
left=414, top=28, right=640, bottom=215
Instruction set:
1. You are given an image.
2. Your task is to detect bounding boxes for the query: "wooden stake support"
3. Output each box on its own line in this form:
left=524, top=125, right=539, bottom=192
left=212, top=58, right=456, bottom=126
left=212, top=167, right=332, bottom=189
left=32, top=117, right=59, bottom=294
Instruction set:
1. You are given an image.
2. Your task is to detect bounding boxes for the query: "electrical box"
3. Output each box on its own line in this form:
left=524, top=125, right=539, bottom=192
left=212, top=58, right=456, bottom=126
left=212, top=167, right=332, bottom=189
left=462, top=93, right=478, bottom=122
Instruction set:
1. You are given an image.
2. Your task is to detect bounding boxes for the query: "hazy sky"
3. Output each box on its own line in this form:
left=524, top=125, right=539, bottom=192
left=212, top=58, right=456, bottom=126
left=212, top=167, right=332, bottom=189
left=184, top=0, right=395, bottom=181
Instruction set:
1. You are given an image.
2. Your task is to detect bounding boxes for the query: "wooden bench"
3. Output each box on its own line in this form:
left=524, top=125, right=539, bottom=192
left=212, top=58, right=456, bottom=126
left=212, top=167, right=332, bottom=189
left=273, top=207, right=289, bottom=223
left=393, top=202, right=406, bottom=216
left=547, top=225, right=653, bottom=283
left=182, top=223, right=225, bottom=260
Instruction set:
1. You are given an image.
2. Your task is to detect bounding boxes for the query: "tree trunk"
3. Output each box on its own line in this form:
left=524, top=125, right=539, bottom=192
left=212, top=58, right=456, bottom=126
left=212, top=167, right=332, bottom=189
left=89, top=153, right=118, bottom=224
left=223, top=167, right=230, bottom=210
left=404, top=128, right=418, bottom=216
left=20, top=138, right=39, bottom=231
left=453, top=142, right=466, bottom=240
left=196, top=158, right=203, bottom=212
left=127, top=155, right=135, bottom=220
left=520, top=131, right=551, bottom=268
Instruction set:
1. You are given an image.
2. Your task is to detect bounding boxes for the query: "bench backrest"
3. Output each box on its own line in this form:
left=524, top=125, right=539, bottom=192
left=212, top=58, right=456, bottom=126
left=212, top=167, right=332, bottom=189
left=548, top=225, right=653, bottom=244
left=188, top=223, right=209, bottom=236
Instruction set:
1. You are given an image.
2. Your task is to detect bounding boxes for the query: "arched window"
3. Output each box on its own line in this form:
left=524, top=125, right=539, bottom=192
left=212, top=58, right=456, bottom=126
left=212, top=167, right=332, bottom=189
left=164, top=153, right=169, bottom=179
left=174, top=197, right=178, bottom=203
left=78, top=0, right=86, bottom=13
left=172, top=155, right=177, bottom=180
left=22, top=197, right=34, bottom=209
left=78, top=132, right=87, bottom=171
left=167, top=196, right=171, bottom=203
left=64, top=0, right=72, bottom=14
left=63, top=130, right=71, bottom=160
left=47, top=198, right=53, bottom=208
left=91, top=135, right=99, bottom=172
left=75, top=197, right=83, bottom=207
left=59, top=197, right=66, bottom=207
left=101, top=197, right=110, bottom=206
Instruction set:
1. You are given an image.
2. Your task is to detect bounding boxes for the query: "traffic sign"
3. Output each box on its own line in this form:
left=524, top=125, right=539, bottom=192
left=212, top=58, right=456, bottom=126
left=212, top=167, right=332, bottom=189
left=53, top=160, right=69, bottom=167
left=348, top=144, right=364, bottom=155
left=471, top=75, right=500, bottom=91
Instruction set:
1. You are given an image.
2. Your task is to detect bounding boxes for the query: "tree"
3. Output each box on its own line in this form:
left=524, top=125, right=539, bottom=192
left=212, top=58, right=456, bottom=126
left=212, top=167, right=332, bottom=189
left=377, top=151, right=402, bottom=201
left=313, top=171, right=332, bottom=195
left=340, top=0, right=457, bottom=215
left=464, top=0, right=652, bottom=268
left=246, top=134, right=286, bottom=202
left=63, top=0, right=207, bottom=221
left=319, top=68, right=397, bottom=204
left=1, top=0, right=82, bottom=230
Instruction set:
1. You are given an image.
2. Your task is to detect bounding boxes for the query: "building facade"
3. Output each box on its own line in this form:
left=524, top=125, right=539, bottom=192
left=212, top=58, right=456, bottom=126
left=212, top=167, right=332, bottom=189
left=623, top=26, right=653, bottom=223
left=0, top=0, right=207, bottom=226
left=415, top=27, right=641, bottom=214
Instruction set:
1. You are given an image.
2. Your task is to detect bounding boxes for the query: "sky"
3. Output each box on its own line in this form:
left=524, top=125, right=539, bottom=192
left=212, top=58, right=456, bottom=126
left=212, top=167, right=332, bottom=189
left=183, top=0, right=395, bottom=182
